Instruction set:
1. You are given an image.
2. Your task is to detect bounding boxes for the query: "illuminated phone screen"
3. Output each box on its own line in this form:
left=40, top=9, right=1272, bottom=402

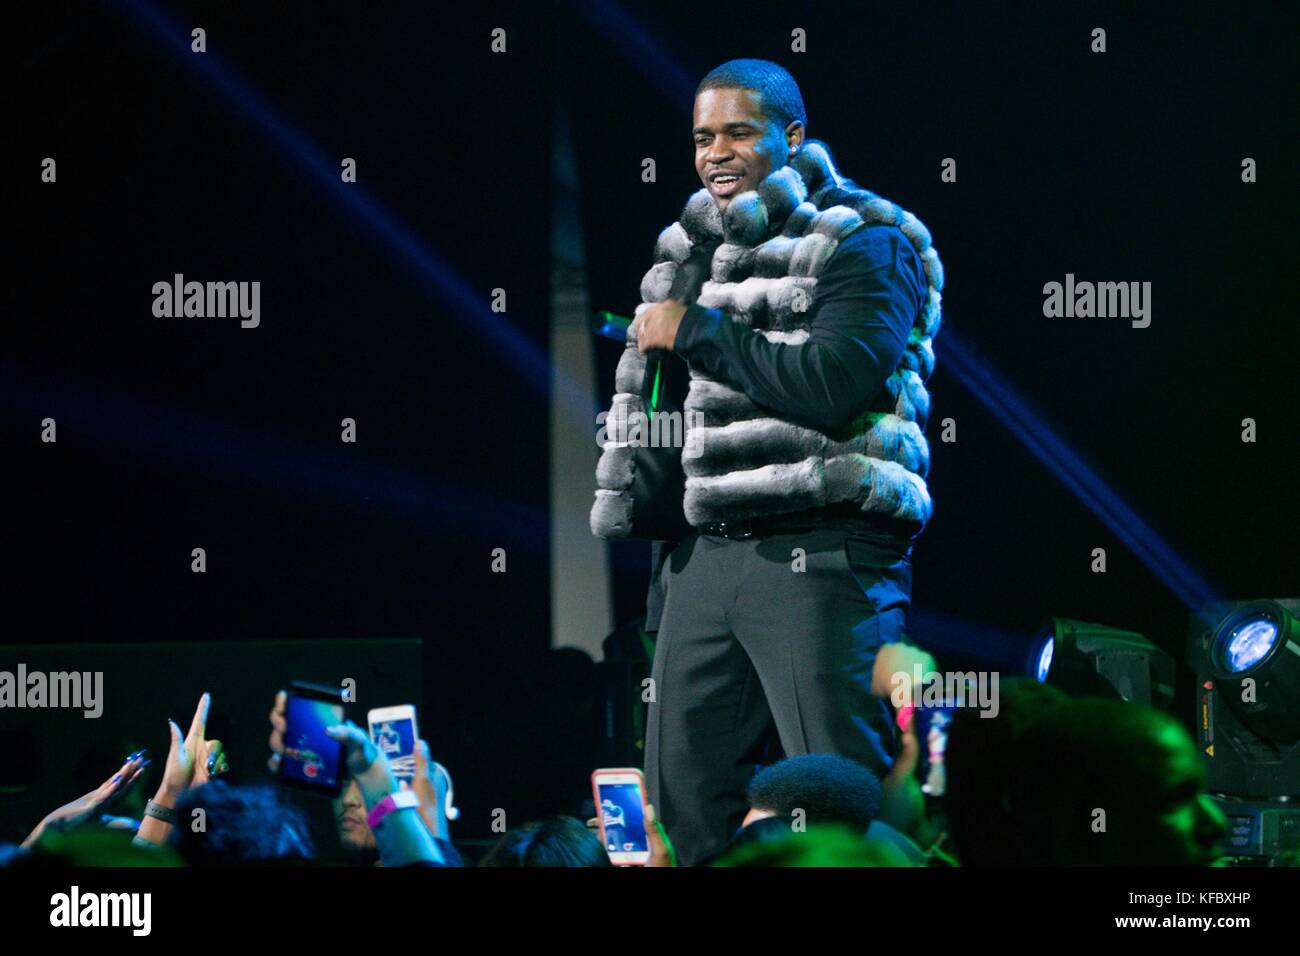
left=596, top=781, right=648, bottom=854
left=371, top=717, right=417, bottom=783
left=282, top=695, right=345, bottom=792
left=914, top=703, right=954, bottom=796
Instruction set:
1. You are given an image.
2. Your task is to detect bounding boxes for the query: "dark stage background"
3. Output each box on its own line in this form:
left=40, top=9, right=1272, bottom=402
left=7, top=1, right=1297, bottom=840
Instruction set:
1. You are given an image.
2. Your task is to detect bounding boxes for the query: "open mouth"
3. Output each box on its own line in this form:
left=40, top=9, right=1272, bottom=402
left=709, top=171, right=744, bottom=196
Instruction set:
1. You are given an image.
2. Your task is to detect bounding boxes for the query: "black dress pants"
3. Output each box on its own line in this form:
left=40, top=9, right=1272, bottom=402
left=644, top=524, right=913, bottom=866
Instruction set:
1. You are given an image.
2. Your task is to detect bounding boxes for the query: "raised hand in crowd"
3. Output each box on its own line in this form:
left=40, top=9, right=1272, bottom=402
left=267, top=688, right=287, bottom=772
left=413, top=739, right=454, bottom=842
left=324, top=720, right=447, bottom=867
left=879, top=704, right=927, bottom=844
left=136, top=692, right=225, bottom=847
left=267, top=690, right=457, bottom=856
left=644, top=801, right=677, bottom=867
left=21, top=752, right=150, bottom=848
left=871, top=640, right=938, bottom=706
left=587, top=796, right=677, bottom=867
left=872, top=642, right=937, bottom=847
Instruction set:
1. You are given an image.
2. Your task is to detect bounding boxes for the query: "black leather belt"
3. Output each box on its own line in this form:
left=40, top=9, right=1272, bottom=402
left=698, top=505, right=920, bottom=542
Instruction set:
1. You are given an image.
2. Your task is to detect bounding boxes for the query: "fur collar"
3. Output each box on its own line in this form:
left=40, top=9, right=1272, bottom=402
left=588, top=137, right=941, bottom=539
left=678, top=139, right=844, bottom=247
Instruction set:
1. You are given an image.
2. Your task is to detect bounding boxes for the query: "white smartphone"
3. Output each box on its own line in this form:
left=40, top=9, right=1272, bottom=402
left=367, top=705, right=419, bottom=787
left=591, top=768, right=650, bottom=865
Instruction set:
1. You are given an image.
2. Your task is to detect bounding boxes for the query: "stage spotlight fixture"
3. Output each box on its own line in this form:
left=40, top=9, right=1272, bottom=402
left=1204, top=601, right=1299, bottom=743
left=1031, top=636, right=1054, bottom=683
left=1189, top=599, right=1300, bottom=804
left=1029, top=617, right=1175, bottom=709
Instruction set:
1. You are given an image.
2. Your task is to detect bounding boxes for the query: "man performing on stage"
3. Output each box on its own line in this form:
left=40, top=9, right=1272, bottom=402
left=591, top=59, right=943, bottom=865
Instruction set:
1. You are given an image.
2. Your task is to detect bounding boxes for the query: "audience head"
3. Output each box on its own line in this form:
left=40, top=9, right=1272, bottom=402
left=478, top=815, right=610, bottom=867
left=946, top=679, right=1226, bottom=866
left=172, top=781, right=315, bottom=865
left=1009, top=698, right=1226, bottom=866
left=333, top=779, right=378, bottom=863
left=743, top=753, right=882, bottom=831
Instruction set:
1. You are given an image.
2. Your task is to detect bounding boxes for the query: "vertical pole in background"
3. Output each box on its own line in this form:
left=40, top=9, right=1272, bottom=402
left=549, top=70, right=614, bottom=661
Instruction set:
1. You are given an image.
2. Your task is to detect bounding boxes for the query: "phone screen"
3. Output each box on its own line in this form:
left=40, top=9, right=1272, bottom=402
left=913, top=703, right=954, bottom=797
left=596, top=780, right=648, bottom=856
left=371, top=716, right=417, bottom=784
left=282, top=693, right=345, bottom=794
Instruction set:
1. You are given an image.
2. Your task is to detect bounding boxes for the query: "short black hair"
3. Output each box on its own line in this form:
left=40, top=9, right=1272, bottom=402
left=477, top=815, right=611, bottom=868
left=173, top=781, right=315, bottom=865
left=746, top=753, right=882, bottom=830
left=696, top=58, right=807, bottom=131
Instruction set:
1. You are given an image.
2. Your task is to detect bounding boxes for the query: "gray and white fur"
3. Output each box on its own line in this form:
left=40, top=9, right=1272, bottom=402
left=591, top=139, right=943, bottom=539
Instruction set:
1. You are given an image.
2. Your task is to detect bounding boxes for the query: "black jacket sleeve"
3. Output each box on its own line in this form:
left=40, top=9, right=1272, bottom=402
left=672, top=223, right=926, bottom=434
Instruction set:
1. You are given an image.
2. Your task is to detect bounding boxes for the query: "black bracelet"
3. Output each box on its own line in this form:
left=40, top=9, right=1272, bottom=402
left=144, top=799, right=177, bottom=824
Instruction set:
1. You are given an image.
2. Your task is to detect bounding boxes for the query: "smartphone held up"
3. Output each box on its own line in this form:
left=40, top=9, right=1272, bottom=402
left=279, top=682, right=347, bottom=798
left=591, top=768, right=650, bottom=866
left=368, top=705, right=419, bottom=788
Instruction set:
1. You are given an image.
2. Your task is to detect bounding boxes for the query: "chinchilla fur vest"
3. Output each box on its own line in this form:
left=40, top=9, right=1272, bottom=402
left=591, top=139, right=943, bottom=539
